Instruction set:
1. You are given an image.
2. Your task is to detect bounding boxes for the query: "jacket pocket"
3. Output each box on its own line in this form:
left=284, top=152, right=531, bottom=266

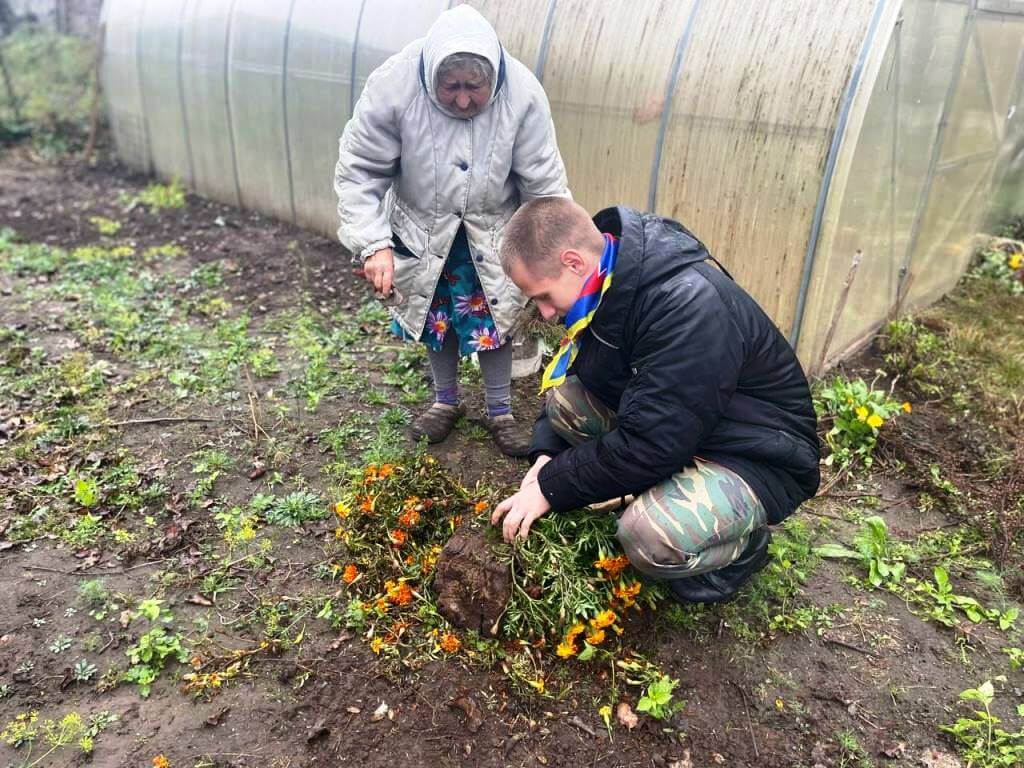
left=390, top=202, right=429, bottom=258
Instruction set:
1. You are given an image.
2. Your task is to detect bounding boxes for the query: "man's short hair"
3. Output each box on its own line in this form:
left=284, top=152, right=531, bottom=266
left=500, top=197, right=601, bottom=277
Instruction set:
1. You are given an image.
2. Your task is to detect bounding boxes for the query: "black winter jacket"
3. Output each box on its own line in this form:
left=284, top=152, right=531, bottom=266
left=532, top=206, right=820, bottom=525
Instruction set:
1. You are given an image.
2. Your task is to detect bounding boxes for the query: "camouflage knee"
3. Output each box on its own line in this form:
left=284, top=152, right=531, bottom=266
left=616, top=459, right=767, bottom=579
left=545, top=375, right=618, bottom=446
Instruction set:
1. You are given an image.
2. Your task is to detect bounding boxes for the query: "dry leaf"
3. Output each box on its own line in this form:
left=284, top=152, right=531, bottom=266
left=371, top=701, right=390, bottom=722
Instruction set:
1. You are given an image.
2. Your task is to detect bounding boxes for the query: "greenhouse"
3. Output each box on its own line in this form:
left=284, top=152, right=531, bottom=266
left=99, top=0, right=1024, bottom=371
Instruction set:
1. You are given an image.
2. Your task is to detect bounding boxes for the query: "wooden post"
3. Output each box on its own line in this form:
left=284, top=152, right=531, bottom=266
left=816, top=250, right=863, bottom=374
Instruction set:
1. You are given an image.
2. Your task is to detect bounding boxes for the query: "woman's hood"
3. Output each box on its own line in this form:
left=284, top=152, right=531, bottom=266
left=421, top=5, right=502, bottom=117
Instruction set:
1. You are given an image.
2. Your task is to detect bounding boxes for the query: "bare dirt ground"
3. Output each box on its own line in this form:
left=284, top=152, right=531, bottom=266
left=0, top=151, right=1021, bottom=768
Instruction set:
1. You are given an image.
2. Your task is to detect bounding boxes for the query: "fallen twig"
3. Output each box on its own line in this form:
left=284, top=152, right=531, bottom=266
left=822, top=635, right=880, bottom=659
left=109, top=416, right=219, bottom=427
left=730, top=680, right=760, bottom=759
left=567, top=716, right=600, bottom=739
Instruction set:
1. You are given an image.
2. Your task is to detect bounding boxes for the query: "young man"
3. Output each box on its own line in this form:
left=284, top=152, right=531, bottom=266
left=491, top=198, right=820, bottom=604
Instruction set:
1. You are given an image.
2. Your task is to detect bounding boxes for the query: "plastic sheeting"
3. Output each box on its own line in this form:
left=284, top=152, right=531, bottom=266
left=101, top=0, right=1024, bottom=373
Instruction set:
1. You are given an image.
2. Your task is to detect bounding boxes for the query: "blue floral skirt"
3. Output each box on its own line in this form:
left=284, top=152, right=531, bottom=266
left=391, top=226, right=503, bottom=356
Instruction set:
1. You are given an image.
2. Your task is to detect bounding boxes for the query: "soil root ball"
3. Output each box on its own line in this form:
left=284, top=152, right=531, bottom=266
left=433, top=523, right=511, bottom=636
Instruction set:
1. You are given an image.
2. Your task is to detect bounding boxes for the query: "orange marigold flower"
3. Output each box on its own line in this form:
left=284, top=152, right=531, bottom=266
left=585, top=629, right=606, bottom=645
left=405, top=554, right=415, bottom=565
left=390, top=528, right=407, bottom=547
left=474, top=501, right=488, bottom=514
left=342, top=564, right=359, bottom=584
left=613, top=580, right=643, bottom=608
left=594, top=554, right=631, bottom=580
left=398, top=508, right=421, bottom=528
left=378, top=463, right=395, bottom=478
left=364, top=464, right=378, bottom=482
left=565, top=622, right=587, bottom=641
left=359, top=495, right=375, bottom=514
left=556, top=640, right=577, bottom=658
left=591, top=610, right=617, bottom=630
left=439, top=633, right=461, bottom=653
left=374, top=597, right=389, bottom=613
left=153, top=757, right=171, bottom=768
left=386, top=580, right=413, bottom=606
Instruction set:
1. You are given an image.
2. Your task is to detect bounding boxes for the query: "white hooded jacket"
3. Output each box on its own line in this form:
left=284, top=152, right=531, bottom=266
left=333, top=5, right=570, bottom=340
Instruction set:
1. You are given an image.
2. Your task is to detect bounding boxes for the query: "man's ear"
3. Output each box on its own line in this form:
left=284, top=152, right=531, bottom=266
left=560, top=248, right=587, bottom=275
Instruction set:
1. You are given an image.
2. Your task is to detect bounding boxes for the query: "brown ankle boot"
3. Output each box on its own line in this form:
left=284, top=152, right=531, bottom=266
left=411, top=403, right=465, bottom=444
left=483, top=413, right=530, bottom=458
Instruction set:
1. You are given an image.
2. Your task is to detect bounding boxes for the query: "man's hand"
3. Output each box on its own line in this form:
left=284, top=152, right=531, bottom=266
left=520, top=455, right=551, bottom=491
left=493, top=456, right=552, bottom=542
left=362, top=247, right=394, bottom=297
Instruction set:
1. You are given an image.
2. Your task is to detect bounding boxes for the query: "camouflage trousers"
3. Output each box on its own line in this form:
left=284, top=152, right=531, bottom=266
left=546, top=377, right=767, bottom=579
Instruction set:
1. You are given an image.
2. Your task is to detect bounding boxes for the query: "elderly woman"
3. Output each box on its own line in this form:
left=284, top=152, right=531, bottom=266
left=334, top=5, right=570, bottom=457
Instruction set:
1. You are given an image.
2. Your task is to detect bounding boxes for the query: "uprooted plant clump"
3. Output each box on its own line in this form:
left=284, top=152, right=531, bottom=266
left=325, top=447, right=665, bottom=699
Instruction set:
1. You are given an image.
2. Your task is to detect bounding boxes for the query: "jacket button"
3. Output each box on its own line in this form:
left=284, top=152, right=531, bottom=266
left=455, top=211, right=463, bottom=218
left=491, top=298, right=499, bottom=306
left=459, top=161, right=468, bottom=171
left=475, top=255, right=483, bottom=263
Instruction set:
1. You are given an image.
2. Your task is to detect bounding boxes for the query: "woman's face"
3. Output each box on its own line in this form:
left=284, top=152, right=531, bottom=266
left=436, top=66, right=491, bottom=118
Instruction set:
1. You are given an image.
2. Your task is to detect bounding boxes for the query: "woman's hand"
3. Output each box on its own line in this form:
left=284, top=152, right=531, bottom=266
left=363, top=247, right=395, bottom=297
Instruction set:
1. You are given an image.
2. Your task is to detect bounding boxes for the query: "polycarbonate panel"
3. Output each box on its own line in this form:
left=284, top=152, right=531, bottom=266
left=976, top=15, right=1024, bottom=121
left=796, top=0, right=969, bottom=367
left=101, top=0, right=149, bottom=172
left=352, top=0, right=446, bottom=103
left=891, top=0, right=969, bottom=271
left=180, top=0, right=239, bottom=207
left=798, top=32, right=900, bottom=368
left=459, top=0, right=551, bottom=70
left=540, top=0, right=693, bottom=212
left=137, top=0, right=192, bottom=185
left=906, top=159, right=993, bottom=306
left=286, top=0, right=362, bottom=234
left=940, top=33, right=1001, bottom=162
left=655, top=0, right=879, bottom=333
left=979, top=0, right=1024, bottom=13
left=227, top=0, right=294, bottom=221
left=979, top=12, right=1024, bottom=222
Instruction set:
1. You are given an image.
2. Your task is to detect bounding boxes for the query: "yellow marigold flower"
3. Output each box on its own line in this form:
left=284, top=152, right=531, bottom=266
left=585, top=629, right=606, bottom=645
left=342, top=564, right=359, bottom=584
left=153, top=757, right=171, bottom=768
left=855, top=406, right=869, bottom=422
left=370, top=637, right=384, bottom=654
left=374, top=597, right=389, bottom=612
left=591, top=610, right=618, bottom=629
left=565, top=622, right=587, bottom=641
left=556, top=640, right=577, bottom=658
left=902, top=401, right=912, bottom=413
left=528, top=677, right=546, bottom=694
left=439, top=633, right=461, bottom=653
left=1009, top=252, right=1022, bottom=270
left=334, top=501, right=350, bottom=519
left=866, top=413, right=884, bottom=429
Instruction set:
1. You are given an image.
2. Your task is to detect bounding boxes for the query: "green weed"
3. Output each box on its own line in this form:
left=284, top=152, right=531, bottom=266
left=941, top=679, right=1024, bottom=767
left=814, top=377, right=905, bottom=469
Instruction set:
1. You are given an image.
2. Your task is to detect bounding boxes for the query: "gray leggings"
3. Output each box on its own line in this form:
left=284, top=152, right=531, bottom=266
left=428, top=330, right=512, bottom=412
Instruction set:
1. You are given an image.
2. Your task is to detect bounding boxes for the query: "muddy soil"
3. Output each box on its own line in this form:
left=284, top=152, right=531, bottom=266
left=0, top=152, right=1020, bottom=767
